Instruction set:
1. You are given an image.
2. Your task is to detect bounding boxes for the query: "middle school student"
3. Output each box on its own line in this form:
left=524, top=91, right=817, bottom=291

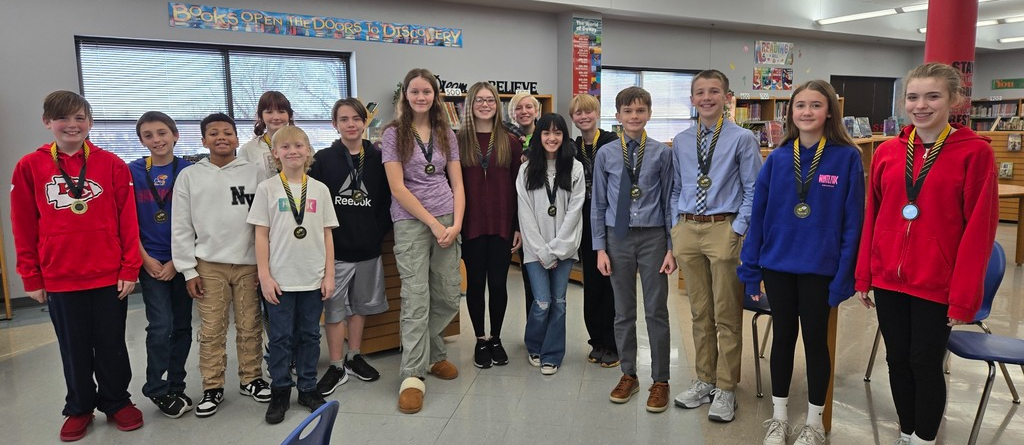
left=736, top=80, right=864, bottom=445
left=670, top=69, right=762, bottom=423
left=171, top=113, right=270, bottom=418
left=239, top=91, right=295, bottom=180
left=507, top=92, right=541, bottom=315
left=458, top=82, right=523, bottom=369
left=249, top=125, right=339, bottom=424
left=310, top=98, right=392, bottom=396
left=129, top=111, right=194, bottom=419
left=517, top=113, right=585, bottom=376
left=570, top=93, right=620, bottom=367
left=593, top=86, right=677, bottom=413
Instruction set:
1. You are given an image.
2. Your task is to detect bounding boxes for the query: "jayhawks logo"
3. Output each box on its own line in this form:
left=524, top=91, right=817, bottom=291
left=153, top=173, right=169, bottom=187
left=44, top=175, right=104, bottom=210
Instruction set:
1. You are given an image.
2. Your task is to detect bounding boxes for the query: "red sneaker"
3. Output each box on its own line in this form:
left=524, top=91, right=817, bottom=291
left=108, top=404, right=144, bottom=431
left=60, top=413, right=94, bottom=442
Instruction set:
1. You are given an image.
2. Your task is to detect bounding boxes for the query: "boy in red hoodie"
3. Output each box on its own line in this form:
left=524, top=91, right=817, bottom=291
left=855, top=63, right=999, bottom=445
left=10, top=91, right=144, bottom=442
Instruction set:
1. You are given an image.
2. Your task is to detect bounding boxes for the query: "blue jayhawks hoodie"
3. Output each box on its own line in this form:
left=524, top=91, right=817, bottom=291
left=737, top=139, right=865, bottom=306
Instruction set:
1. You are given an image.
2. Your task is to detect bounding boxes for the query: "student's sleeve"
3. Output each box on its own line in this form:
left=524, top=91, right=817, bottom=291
left=516, top=165, right=546, bottom=263
left=737, top=153, right=773, bottom=297
left=320, top=183, right=340, bottom=229
left=733, top=132, right=764, bottom=236
left=855, top=145, right=885, bottom=293
left=659, top=146, right=674, bottom=251
left=510, top=137, right=524, bottom=235
left=171, top=169, right=200, bottom=281
left=377, top=158, right=394, bottom=236
left=947, top=144, right=999, bottom=322
left=670, top=134, right=683, bottom=227
left=828, top=149, right=866, bottom=306
left=246, top=181, right=272, bottom=228
left=10, top=158, right=44, bottom=291
left=545, top=162, right=586, bottom=262
left=113, top=160, right=142, bottom=281
left=590, top=149, right=609, bottom=251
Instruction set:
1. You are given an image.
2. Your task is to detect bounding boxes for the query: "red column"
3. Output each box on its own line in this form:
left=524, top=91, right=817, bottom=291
left=923, top=0, right=978, bottom=126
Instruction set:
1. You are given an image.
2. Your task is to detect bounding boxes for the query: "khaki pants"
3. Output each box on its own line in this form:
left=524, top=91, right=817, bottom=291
left=195, top=260, right=263, bottom=390
left=671, top=217, right=743, bottom=391
left=393, top=214, right=462, bottom=380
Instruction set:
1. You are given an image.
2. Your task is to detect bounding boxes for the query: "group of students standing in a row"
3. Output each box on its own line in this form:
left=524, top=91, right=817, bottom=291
left=11, top=61, right=998, bottom=445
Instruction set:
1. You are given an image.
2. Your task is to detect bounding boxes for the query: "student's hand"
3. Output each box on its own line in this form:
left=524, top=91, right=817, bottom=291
left=511, top=231, right=522, bottom=253
left=750, top=292, right=766, bottom=302
left=116, top=279, right=135, bottom=300
left=261, top=276, right=283, bottom=305
left=186, top=277, right=205, bottom=299
left=948, top=317, right=968, bottom=327
left=430, top=220, right=447, bottom=241
left=27, top=289, right=47, bottom=304
left=321, top=274, right=335, bottom=302
left=596, top=250, right=612, bottom=276
left=439, top=226, right=459, bottom=249
left=155, top=261, right=178, bottom=281
left=659, top=251, right=677, bottom=275
left=142, top=256, right=164, bottom=279
left=856, top=291, right=874, bottom=309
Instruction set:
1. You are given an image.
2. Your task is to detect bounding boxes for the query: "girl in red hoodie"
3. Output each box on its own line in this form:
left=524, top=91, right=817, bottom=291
left=854, top=63, right=999, bottom=445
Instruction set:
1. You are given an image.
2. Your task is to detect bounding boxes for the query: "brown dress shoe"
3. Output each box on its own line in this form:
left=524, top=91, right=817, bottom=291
left=609, top=374, right=639, bottom=403
left=398, top=377, right=425, bottom=414
left=429, top=360, right=459, bottom=380
left=646, top=382, right=670, bottom=413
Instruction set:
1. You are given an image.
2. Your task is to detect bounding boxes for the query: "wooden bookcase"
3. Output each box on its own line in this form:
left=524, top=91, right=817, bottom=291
left=731, top=97, right=844, bottom=147
left=440, top=94, right=554, bottom=130
left=970, top=98, right=1023, bottom=132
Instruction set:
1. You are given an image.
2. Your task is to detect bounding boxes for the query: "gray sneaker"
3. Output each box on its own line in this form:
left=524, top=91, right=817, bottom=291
left=707, top=388, right=737, bottom=422
left=673, top=380, right=715, bottom=409
left=793, top=425, right=826, bottom=445
left=892, top=439, right=911, bottom=445
left=762, top=419, right=790, bottom=445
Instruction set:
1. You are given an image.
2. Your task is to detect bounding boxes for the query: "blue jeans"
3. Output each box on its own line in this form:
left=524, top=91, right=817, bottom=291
left=524, top=260, right=573, bottom=366
left=139, top=271, right=192, bottom=398
left=266, top=290, right=323, bottom=392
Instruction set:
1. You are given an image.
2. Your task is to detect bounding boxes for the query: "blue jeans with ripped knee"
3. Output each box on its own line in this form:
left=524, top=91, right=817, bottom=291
left=524, top=260, right=574, bottom=367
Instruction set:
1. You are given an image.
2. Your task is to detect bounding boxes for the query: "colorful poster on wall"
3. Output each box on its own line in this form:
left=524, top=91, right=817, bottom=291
left=168, top=3, right=463, bottom=48
left=755, top=40, right=795, bottom=65
left=753, top=67, right=793, bottom=91
left=572, top=17, right=602, bottom=97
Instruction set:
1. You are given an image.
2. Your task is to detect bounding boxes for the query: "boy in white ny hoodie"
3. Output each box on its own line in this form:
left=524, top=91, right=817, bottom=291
left=171, top=113, right=270, bottom=418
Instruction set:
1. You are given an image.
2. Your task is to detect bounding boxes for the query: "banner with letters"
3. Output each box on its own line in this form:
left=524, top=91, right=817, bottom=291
left=168, top=3, right=463, bottom=48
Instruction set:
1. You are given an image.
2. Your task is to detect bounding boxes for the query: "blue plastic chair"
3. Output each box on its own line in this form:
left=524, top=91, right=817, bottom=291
left=946, top=331, right=1024, bottom=445
left=864, top=242, right=1015, bottom=402
left=743, top=292, right=773, bottom=398
left=281, top=400, right=340, bottom=445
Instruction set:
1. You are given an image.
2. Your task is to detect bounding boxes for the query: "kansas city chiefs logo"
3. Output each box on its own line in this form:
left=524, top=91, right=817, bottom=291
left=45, top=175, right=104, bottom=210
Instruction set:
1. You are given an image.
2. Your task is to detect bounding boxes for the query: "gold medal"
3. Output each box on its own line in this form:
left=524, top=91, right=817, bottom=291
left=547, top=205, right=557, bottom=217
left=630, top=184, right=642, bottom=199
left=154, top=210, right=168, bottom=223
left=352, top=190, right=366, bottom=202
left=71, top=200, right=88, bottom=214
left=794, top=203, right=811, bottom=219
left=697, top=175, right=712, bottom=190
left=293, top=226, right=307, bottom=239
left=425, top=164, right=436, bottom=175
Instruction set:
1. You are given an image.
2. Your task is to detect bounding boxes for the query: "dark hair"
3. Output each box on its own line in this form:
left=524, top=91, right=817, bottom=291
left=332, top=97, right=368, bottom=122
left=692, top=69, right=730, bottom=94
left=385, top=68, right=452, bottom=163
left=135, top=111, right=179, bottom=139
left=615, top=86, right=652, bottom=111
left=782, top=80, right=857, bottom=148
left=200, top=113, right=237, bottom=136
left=254, top=91, right=295, bottom=136
left=43, top=90, right=92, bottom=121
left=525, top=113, right=574, bottom=192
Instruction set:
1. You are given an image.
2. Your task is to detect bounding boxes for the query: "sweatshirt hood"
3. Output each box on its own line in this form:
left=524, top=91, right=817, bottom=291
left=896, top=123, right=990, bottom=146
left=196, top=156, right=252, bottom=170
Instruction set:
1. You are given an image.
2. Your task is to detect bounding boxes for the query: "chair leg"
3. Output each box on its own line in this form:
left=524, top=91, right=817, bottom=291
left=760, top=319, right=772, bottom=359
left=751, top=313, right=764, bottom=398
left=944, top=350, right=951, bottom=375
left=966, top=361, right=997, bottom=445
left=865, top=327, right=881, bottom=382
left=976, top=322, right=1019, bottom=402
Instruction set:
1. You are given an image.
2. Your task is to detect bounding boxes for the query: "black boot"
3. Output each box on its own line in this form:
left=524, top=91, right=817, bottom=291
left=265, top=387, right=291, bottom=424
left=297, top=389, right=326, bottom=412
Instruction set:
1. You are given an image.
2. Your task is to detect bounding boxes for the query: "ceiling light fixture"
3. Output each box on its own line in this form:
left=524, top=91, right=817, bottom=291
left=818, top=0, right=1000, bottom=26
left=998, top=36, right=1024, bottom=43
left=918, top=19, right=1001, bottom=33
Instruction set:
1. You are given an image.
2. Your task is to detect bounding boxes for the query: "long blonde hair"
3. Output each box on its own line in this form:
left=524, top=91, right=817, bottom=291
left=782, top=80, right=857, bottom=147
left=386, top=68, right=452, bottom=163
left=458, top=82, right=511, bottom=168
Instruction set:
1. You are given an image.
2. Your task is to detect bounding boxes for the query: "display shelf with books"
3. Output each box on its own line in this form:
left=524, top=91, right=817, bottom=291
left=732, top=96, right=843, bottom=148
left=440, top=94, right=554, bottom=131
left=970, top=98, right=1023, bottom=131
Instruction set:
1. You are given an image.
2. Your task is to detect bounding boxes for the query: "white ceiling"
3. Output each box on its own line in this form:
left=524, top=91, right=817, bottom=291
left=439, top=0, right=1024, bottom=51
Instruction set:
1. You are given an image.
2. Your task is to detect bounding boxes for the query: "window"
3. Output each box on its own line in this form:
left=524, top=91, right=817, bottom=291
left=600, top=68, right=696, bottom=142
left=76, top=38, right=350, bottom=162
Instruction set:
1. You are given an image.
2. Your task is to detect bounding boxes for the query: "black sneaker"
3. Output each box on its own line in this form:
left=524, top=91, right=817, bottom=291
left=488, top=337, right=509, bottom=366
left=474, top=339, right=493, bottom=369
left=150, top=393, right=189, bottom=418
left=297, top=390, right=326, bottom=412
left=588, top=346, right=604, bottom=364
left=344, top=355, right=381, bottom=382
left=195, top=388, right=224, bottom=418
left=240, top=378, right=272, bottom=402
left=173, top=392, right=194, bottom=411
left=315, top=365, right=350, bottom=396
left=265, top=387, right=291, bottom=424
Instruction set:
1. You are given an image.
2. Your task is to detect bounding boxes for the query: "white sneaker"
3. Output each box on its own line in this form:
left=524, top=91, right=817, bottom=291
left=793, top=425, right=827, bottom=445
left=673, top=380, right=715, bottom=409
left=540, top=364, right=558, bottom=375
left=762, top=419, right=790, bottom=445
left=707, top=388, right=737, bottom=422
left=893, top=439, right=911, bottom=445
left=527, top=354, right=540, bottom=367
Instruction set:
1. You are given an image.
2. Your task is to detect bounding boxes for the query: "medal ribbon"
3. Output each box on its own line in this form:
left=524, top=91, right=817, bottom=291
left=145, top=156, right=179, bottom=212
left=279, top=172, right=308, bottom=227
left=620, top=131, right=647, bottom=187
left=696, top=116, right=724, bottom=178
left=904, top=125, right=952, bottom=204
left=411, top=126, right=434, bottom=165
left=262, top=133, right=272, bottom=147
left=793, top=137, right=826, bottom=204
left=581, top=131, right=600, bottom=167
left=343, top=143, right=366, bottom=193
left=50, top=142, right=89, bottom=199
left=543, top=171, right=558, bottom=210
left=476, top=130, right=496, bottom=172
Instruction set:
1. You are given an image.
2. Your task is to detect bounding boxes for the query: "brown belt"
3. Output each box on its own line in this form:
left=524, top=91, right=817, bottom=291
left=680, top=213, right=735, bottom=223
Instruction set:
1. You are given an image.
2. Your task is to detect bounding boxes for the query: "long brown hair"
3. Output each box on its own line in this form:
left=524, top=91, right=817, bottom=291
left=458, top=82, right=511, bottom=167
left=386, top=68, right=452, bottom=163
left=782, top=80, right=857, bottom=147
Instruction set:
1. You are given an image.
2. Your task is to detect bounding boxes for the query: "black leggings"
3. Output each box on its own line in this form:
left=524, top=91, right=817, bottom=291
left=874, top=288, right=952, bottom=441
left=762, top=269, right=833, bottom=405
left=580, top=200, right=616, bottom=352
left=462, top=235, right=512, bottom=338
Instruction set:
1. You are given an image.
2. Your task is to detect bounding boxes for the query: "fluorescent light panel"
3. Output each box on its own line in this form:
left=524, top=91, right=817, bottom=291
left=999, top=36, right=1024, bottom=43
left=918, top=19, right=1001, bottom=33
left=818, top=0, right=1000, bottom=26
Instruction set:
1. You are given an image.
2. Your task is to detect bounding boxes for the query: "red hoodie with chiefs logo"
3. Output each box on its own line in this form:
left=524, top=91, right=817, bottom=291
left=10, top=141, right=142, bottom=293
left=854, top=124, right=998, bottom=322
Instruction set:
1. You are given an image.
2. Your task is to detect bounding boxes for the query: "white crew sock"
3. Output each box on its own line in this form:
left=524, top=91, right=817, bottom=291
left=772, top=396, right=789, bottom=421
left=806, top=402, right=824, bottom=429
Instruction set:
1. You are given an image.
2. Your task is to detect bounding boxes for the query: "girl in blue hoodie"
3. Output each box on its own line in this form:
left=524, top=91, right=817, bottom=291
left=737, top=80, right=864, bottom=445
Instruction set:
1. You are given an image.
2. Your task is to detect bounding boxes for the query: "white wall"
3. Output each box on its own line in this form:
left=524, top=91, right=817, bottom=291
left=974, top=50, right=1024, bottom=99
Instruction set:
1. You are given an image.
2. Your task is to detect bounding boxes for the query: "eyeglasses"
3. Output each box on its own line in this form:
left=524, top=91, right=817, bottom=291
left=474, top=97, right=497, bottom=105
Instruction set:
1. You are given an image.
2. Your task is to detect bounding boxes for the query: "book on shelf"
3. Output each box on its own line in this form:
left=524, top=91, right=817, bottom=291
left=1009, top=133, right=1022, bottom=152
left=971, top=102, right=1018, bottom=117
left=883, top=117, right=898, bottom=136
left=843, top=116, right=857, bottom=138
left=855, top=117, right=872, bottom=138
left=999, top=162, right=1014, bottom=179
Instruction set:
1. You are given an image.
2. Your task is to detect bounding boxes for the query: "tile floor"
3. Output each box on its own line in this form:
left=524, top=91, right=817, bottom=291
left=1, top=224, right=1022, bottom=444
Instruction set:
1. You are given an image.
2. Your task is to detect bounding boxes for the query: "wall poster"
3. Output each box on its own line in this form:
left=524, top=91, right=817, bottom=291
left=572, top=17, right=602, bottom=97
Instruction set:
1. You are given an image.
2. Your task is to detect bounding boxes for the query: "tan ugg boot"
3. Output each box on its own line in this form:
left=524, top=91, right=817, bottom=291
left=398, top=377, right=425, bottom=414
